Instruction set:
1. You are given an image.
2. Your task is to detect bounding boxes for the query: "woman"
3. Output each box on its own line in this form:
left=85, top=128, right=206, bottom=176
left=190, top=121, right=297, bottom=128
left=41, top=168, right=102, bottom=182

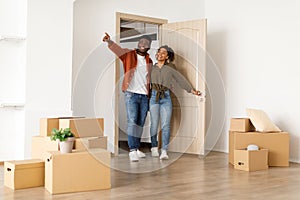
left=150, top=45, right=203, bottom=160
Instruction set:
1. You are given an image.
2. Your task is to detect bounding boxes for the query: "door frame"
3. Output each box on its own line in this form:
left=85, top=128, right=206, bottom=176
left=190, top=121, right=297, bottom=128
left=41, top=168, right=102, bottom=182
left=114, top=12, right=167, bottom=155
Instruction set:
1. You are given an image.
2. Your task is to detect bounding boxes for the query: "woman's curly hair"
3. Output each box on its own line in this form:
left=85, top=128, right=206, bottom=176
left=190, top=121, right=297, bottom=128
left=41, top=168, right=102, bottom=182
left=158, top=45, right=175, bottom=62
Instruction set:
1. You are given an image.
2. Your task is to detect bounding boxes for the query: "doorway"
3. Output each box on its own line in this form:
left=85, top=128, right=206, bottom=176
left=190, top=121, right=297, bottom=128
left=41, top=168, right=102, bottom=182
left=114, top=12, right=206, bottom=156
left=114, top=12, right=167, bottom=155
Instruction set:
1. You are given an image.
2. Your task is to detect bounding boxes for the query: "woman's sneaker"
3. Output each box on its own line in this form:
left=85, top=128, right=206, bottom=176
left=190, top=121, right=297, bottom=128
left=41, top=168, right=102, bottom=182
left=151, top=147, right=159, bottom=157
left=137, top=149, right=146, bottom=158
left=160, top=150, right=169, bottom=160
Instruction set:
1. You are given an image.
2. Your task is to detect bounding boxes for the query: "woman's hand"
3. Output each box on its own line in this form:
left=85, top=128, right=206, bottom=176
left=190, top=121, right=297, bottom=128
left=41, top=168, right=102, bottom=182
left=191, top=89, right=202, bottom=96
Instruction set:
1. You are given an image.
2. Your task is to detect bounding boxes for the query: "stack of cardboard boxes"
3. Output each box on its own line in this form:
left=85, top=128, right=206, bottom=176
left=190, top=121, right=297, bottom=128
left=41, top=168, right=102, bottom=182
left=4, top=117, right=111, bottom=194
left=229, top=118, right=289, bottom=172
left=32, top=117, right=108, bottom=160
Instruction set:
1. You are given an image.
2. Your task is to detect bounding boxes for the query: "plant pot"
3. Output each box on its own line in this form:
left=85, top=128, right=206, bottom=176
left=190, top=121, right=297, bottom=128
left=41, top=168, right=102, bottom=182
left=59, top=137, right=75, bottom=154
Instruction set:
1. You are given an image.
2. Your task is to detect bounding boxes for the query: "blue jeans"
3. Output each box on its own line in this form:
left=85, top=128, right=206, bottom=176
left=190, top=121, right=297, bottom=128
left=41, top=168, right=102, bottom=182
left=125, top=91, right=149, bottom=151
left=150, top=90, right=172, bottom=150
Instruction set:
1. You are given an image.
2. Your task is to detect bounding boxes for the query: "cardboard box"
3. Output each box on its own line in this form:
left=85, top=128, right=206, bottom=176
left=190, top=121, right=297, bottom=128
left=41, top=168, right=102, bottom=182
left=40, top=118, right=59, bottom=137
left=45, top=149, right=111, bottom=194
left=229, top=131, right=289, bottom=166
left=31, top=136, right=60, bottom=160
left=59, top=118, right=104, bottom=138
left=40, top=117, right=83, bottom=137
left=74, top=136, right=107, bottom=150
left=4, top=159, right=44, bottom=189
left=230, top=118, right=255, bottom=132
left=229, top=131, right=235, bottom=164
left=234, top=149, right=268, bottom=171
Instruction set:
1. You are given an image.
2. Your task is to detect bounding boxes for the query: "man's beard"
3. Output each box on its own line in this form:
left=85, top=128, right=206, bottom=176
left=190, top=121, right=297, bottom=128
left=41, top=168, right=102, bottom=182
left=136, top=48, right=150, bottom=55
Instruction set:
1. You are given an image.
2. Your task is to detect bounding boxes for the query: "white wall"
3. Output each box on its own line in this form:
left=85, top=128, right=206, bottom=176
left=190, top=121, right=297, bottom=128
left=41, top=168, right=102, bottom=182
left=25, top=0, right=74, bottom=158
left=1, top=0, right=75, bottom=161
left=0, top=0, right=27, bottom=161
left=4, top=0, right=299, bottom=163
left=206, top=0, right=300, bottom=162
left=72, top=0, right=205, bottom=153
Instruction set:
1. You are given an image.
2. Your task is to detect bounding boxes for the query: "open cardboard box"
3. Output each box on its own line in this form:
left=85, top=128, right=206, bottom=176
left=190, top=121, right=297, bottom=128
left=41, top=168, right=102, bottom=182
left=234, top=148, right=268, bottom=171
left=229, top=131, right=289, bottom=166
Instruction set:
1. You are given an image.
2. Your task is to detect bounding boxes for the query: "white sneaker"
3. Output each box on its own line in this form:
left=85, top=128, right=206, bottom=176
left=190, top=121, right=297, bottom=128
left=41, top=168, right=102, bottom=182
left=160, top=150, right=169, bottom=160
left=129, top=150, right=139, bottom=162
left=151, top=147, right=159, bottom=157
left=137, top=149, right=146, bottom=158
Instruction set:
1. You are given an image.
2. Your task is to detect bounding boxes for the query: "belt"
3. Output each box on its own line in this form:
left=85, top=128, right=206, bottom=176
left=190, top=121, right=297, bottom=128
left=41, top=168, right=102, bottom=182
left=152, top=84, right=169, bottom=102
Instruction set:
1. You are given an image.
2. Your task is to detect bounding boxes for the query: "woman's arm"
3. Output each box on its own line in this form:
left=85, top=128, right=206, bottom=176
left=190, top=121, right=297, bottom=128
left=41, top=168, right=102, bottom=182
left=170, top=65, right=202, bottom=96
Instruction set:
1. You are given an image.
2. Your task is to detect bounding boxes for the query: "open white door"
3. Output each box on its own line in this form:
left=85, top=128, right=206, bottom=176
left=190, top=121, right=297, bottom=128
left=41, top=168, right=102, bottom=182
left=161, top=19, right=206, bottom=155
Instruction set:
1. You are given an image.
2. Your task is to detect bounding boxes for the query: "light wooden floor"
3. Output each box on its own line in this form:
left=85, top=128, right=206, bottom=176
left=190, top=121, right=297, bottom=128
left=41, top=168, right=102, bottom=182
left=1, top=151, right=300, bottom=200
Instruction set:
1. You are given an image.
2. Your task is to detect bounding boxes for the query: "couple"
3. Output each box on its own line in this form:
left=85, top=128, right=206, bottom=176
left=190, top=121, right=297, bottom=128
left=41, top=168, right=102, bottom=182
left=103, top=33, right=202, bottom=162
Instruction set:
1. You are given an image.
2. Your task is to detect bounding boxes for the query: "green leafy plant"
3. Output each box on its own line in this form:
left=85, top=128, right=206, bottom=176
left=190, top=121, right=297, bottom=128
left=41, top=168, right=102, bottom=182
left=50, top=128, right=74, bottom=142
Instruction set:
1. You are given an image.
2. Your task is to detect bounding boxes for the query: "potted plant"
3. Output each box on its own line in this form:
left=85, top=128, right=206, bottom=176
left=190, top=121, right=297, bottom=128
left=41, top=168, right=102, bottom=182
left=50, top=128, right=75, bottom=154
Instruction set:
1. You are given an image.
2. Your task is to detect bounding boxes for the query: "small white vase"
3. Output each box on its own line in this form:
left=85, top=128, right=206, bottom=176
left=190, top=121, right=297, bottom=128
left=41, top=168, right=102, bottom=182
left=59, top=137, right=75, bottom=154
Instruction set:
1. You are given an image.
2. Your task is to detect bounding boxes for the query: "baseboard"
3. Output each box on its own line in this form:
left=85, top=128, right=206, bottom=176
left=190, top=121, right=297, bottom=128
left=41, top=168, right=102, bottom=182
left=211, top=148, right=227, bottom=153
left=289, top=158, right=300, bottom=164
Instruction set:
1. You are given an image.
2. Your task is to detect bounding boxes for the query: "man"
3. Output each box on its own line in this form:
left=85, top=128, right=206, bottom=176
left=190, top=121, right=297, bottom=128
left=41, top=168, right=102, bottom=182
left=103, top=32, right=153, bottom=162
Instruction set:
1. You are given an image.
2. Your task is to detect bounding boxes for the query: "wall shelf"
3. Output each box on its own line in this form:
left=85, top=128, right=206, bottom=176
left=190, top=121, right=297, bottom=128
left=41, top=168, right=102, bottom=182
left=0, top=103, right=25, bottom=109
left=0, top=35, right=26, bottom=42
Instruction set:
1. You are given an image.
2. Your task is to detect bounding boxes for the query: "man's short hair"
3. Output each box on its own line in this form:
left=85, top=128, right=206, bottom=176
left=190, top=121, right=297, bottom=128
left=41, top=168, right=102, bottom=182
left=139, top=35, right=152, bottom=44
